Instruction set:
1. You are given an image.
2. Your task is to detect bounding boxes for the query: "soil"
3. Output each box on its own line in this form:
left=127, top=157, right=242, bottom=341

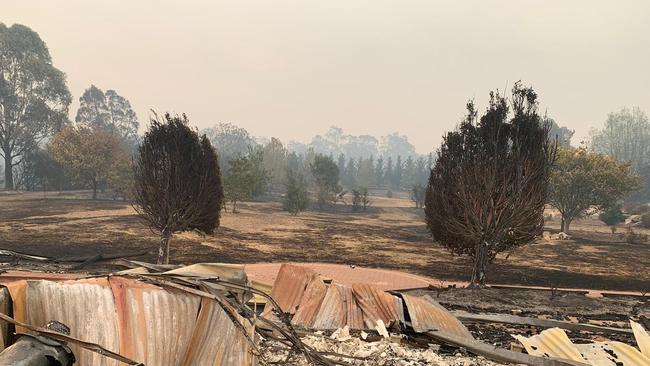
left=1, top=191, right=649, bottom=292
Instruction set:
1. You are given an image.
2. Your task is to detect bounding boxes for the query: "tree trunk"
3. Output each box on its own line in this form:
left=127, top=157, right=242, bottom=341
left=158, top=229, right=171, bottom=265
left=561, top=216, right=571, bottom=233
left=469, top=241, right=489, bottom=288
left=232, top=199, right=237, bottom=213
left=3, top=154, right=13, bottom=191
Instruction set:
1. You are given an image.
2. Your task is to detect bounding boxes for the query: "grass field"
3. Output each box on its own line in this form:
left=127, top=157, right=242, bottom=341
left=0, top=190, right=648, bottom=291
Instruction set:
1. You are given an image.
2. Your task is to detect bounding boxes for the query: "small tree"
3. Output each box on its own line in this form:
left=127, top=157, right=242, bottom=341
left=548, top=147, right=641, bottom=232
left=310, top=154, right=340, bottom=209
left=599, top=205, right=625, bottom=227
left=133, top=113, right=223, bottom=264
left=223, top=156, right=255, bottom=213
left=411, top=184, right=426, bottom=208
left=50, top=125, right=129, bottom=199
left=283, top=169, right=309, bottom=215
left=352, top=187, right=371, bottom=212
left=425, top=83, right=556, bottom=287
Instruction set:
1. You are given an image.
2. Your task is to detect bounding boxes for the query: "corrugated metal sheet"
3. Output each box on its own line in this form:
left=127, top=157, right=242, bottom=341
left=4, top=271, right=257, bottom=366
left=182, top=298, right=256, bottom=365
left=574, top=342, right=650, bottom=366
left=25, top=278, right=121, bottom=366
left=352, top=283, right=401, bottom=329
left=514, top=327, right=650, bottom=366
left=291, top=276, right=328, bottom=328
left=311, top=284, right=347, bottom=330
left=341, top=285, right=364, bottom=329
left=264, top=264, right=317, bottom=315
left=110, top=276, right=200, bottom=366
left=401, top=293, right=473, bottom=338
left=513, top=327, right=584, bottom=362
left=631, top=320, right=650, bottom=358
left=265, top=265, right=408, bottom=331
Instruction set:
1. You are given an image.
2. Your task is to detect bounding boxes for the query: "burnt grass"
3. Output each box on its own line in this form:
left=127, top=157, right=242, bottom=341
left=0, top=193, right=649, bottom=292
left=407, top=287, right=650, bottom=347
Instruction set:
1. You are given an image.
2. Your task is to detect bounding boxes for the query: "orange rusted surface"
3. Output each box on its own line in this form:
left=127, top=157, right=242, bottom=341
left=401, top=293, right=473, bottom=338
left=0, top=269, right=257, bottom=365
left=266, top=264, right=405, bottom=330
left=352, top=283, right=401, bottom=328
left=264, top=264, right=318, bottom=315
left=311, top=283, right=348, bottom=330
left=291, top=275, right=328, bottom=328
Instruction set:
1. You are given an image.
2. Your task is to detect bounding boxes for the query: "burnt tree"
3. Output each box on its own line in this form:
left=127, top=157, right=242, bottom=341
left=425, top=83, right=556, bottom=287
left=133, top=113, right=223, bottom=264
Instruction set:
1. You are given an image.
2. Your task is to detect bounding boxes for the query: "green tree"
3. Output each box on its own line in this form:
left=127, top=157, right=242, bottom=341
left=0, top=23, right=72, bottom=190
left=262, top=137, right=287, bottom=188
left=411, top=184, right=425, bottom=208
left=75, top=85, right=139, bottom=146
left=50, top=125, right=130, bottom=199
left=375, top=156, right=385, bottom=187
left=283, top=169, right=309, bottom=215
left=223, top=156, right=255, bottom=213
left=133, top=113, right=223, bottom=264
left=248, top=145, right=269, bottom=197
left=342, top=157, right=356, bottom=188
left=390, top=156, right=403, bottom=188
left=351, top=186, right=371, bottom=212
left=591, top=107, right=650, bottom=171
left=414, top=156, right=428, bottom=186
left=425, top=83, right=556, bottom=287
left=549, top=147, right=641, bottom=232
left=357, top=156, right=375, bottom=188
left=310, top=154, right=340, bottom=208
left=202, top=122, right=256, bottom=172
left=591, top=107, right=650, bottom=201
left=599, top=205, right=625, bottom=227
left=385, top=156, right=393, bottom=188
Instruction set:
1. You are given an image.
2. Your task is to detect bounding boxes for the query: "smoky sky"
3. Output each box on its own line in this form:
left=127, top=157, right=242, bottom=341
left=4, top=0, right=650, bottom=153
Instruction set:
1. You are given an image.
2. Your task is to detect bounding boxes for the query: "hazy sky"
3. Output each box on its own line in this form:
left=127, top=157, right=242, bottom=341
left=4, top=1, right=650, bottom=153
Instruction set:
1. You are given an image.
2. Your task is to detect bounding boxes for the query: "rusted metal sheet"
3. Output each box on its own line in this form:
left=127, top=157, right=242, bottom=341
left=25, top=278, right=121, bottom=366
left=515, top=327, right=650, bottom=366
left=291, top=276, right=328, bottom=328
left=110, top=276, right=201, bottom=366
left=631, top=320, right=650, bottom=358
left=341, top=285, right=364, bottom=329
left=352, top=283, right=401, bottom=328
left=264, top=264, right=318, bottom=315
left=4, top=272, right=257, bottom=366
left=401, top=293, right=473, bottom=338
left=311, top=284, right=347, bottom=330
left=182, top=297, right=256, bottom=365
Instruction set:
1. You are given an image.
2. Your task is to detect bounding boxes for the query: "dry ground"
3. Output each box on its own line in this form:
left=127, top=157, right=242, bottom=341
left=0, top=191, right=648, bottom=291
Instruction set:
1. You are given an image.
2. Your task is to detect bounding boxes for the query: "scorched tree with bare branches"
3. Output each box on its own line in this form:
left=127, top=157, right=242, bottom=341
left=133, top=113, right=223, bottom=264
left=425, top=82, right=556, bottom=287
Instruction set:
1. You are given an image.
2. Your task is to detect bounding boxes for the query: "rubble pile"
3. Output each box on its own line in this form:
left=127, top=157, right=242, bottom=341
left=261, top=329, right=501, bottom=366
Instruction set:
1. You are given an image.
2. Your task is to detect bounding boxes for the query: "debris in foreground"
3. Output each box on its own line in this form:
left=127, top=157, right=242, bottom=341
left=0, top=255, right=647, bottom=366
left=261, top=332, right=501, bottom=366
